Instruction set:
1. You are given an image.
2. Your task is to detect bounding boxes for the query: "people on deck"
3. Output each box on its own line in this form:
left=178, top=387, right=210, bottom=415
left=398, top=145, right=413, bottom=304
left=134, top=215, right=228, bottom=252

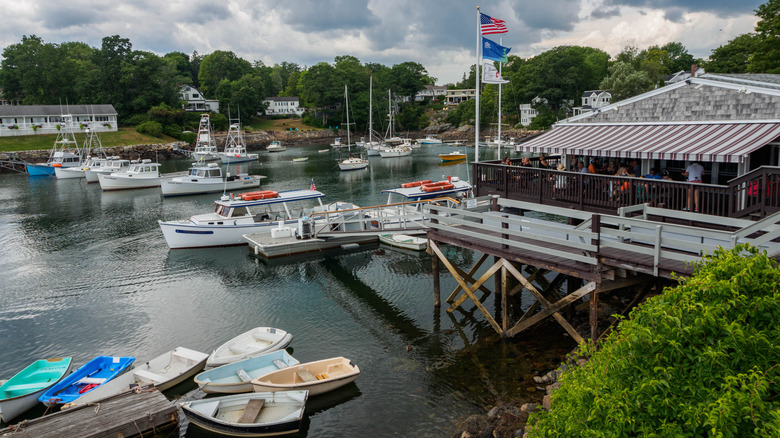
left=682, top=161, right=705, bottom=212
left=645, top=169, right=662, bottom=179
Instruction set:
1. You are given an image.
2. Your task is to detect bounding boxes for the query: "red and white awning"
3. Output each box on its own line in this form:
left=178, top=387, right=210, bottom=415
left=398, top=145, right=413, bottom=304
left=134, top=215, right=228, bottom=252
left=516, top=122, right=780, bottom=163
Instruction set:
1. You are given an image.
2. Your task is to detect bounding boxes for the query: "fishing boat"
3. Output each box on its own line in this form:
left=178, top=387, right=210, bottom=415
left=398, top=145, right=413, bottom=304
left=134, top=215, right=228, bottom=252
left=38, top=356, right=135, bottom=406
left=195, top=350, right=299, bottom=394
left=181, top=390, right=308, bottom=437
left=379, top=233, right=427, bottom=251
left=378, top=143, right=412, bottom=158
left=158, top=188, right=354, bottom=249
left=337, top=85, right=369, bottom=171
left=84, top=157, right=131, bottom=183
left=439, top=150, right=467, bottom=163
left=161, top=162, right=264, bottom=197
left=0, top=357, right=72, bottom=423
left=98, top=160, right=169, bottom=191
left=266, top=141, right=286, bottom=152
left=54, top=127, right=109, bottom=179
left=219, top=121, right=259, bottom=163
left=416, top=134, right=443, bottom=145
left=26, top=115, right=82, bottom=176
left=192, top=114, right=220, bottom=162
left=382, top=177, right=472, bottom=201
left=207, top=327, right=294, bottom=367
left=251, top=357, right=360, bottom=396
left=61, top=347, right=208, bottom=409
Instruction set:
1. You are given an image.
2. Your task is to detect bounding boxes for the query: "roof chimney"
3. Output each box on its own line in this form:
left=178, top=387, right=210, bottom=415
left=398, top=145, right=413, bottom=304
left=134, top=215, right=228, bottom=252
left=691, top=64, right=698, bottom=77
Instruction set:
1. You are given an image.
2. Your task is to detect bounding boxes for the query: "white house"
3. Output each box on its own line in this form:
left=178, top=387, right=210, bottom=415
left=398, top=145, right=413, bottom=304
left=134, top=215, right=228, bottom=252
left=572, top=90, right=611, bottom=116
left=446, top=89, right=476, bottom=105
left=518, top=97, right=548, bottom=127
left=181, top=85, right=219, bottom=113
left=415, top=85, right=448, bottom=102
left=263, top=97, right=305, bottom=116
left=0, top=104, right=118, bottom=137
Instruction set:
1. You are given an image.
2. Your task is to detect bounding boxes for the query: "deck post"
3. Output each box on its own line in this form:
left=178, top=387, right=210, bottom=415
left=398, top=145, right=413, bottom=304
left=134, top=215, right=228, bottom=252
left=432, top=251, right=441, bottom=308
left=501, top=265, right=508, bottom=332
left=589, top=290, right=599, bottom=344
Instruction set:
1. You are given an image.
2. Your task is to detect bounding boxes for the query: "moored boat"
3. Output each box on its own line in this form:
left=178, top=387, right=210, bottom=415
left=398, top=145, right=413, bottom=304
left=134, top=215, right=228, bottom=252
left=417, top=134, right=443, bottom=145
left=97, top=160, right=168, bottom=191
left=383, top=177, right=472, bottom=201
left=26, top=115, right=82, bottom=176
left=85, top=157, right=131, bottom=183
left=266, top=141, right=286, bottom=152
left=38, top=355, right=135, bottom=406
left=195, top=350, right=299, bottom=394
left=250, top=357, right=359, bottom=396
left=439, top=150, right=467, bottom=162
left=0, top=357, right=72, bottom=423
left=180, top=390, right=308, bottom=437
left=219, top=121, right=259, bottom=163
left=193, top=114, right=220, bottom=162
left=379, top=233, right=427, bottom=251
left=208, top=327, right=294, bottom=367
left=161, top=162, right=264, bottom=197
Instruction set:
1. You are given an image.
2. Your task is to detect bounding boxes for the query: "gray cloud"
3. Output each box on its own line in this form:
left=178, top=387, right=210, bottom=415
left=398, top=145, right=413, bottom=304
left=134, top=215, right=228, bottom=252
left=508, top=0, right=582, bottom=32
left=603, top=0, right=765, bottom=16
left=591, top=7, right=621, bottom=20
left=279, top=0, right=379, bottom=31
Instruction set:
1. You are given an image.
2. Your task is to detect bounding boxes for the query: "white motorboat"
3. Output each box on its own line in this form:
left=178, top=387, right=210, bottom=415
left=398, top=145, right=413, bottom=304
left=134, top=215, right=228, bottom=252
left=337, top=85, right=369, bottom=172
left=330, top=137, right=346, bottom=148
left=158, top=188, right=350, bottom=249
left=383, top=177, right=473, bottom=201
left=379, top=233, right=427, bottom=251
left=378, top=144, right=412, bottom=158
left=98, top=159, right=168, bottom=191
left=416, top=134, right=443, bottom=145
left=85, top=157, right=131, bottom=183
left=192, top=114, right=220, bottom=162
left=180, top=391, right=307, bottom=437
left=219, top=121, right=258, bottom=163
left=161, top=162, right=264, bottom=197
left=61, top=347, right=208, bottom=409
left=207, top=327, right=294, bottom=367
left=56, top=126, right=110, bottom=179
left=26, top=115, right=82, bottom=176
left=195, top=350, right=299, bottom=394
left=251, top=357, right=360, bottom=396
left=266, top=141, right=286, bottom=152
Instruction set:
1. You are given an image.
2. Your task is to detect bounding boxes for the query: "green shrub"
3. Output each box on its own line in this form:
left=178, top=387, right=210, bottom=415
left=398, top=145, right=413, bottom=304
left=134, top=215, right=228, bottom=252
left=163, top=123, right=182, bottom=138
left=124, top=114, right=149, bottom=126
left=178, top=132, right=196, bottom=144
left=528, top=244, right=780, bottom=437
left=135, top=121, right=163, bottom=138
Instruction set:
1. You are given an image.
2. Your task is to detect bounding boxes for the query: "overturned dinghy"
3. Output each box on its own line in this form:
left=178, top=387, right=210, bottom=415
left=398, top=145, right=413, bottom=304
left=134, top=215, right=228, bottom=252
left=207, top=327, right=294, bottom=367
left=181, top=390, right=308, bottom=437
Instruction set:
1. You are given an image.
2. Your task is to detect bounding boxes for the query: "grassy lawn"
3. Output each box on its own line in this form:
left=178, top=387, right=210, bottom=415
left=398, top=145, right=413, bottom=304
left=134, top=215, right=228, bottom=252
left=245, top=117, right=325, bottom=132
left=0, top=128, right=178, bottom=152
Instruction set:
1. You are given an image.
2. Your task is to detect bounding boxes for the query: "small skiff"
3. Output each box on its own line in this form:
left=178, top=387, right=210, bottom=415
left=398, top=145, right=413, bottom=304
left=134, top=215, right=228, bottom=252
left=207, top=327, right=294, bottom=367
left=195, top=350, right=300, bottom=394
left=379, top=233, right=427, bottom=251
left=181, top=390, right=308, bottom=437
left=250, top=357, right=359, bottom=396
left=439, top=150, right=467, bottom=162
left=61, top=347, right=208, bottom=409
left=0, top=357, right=72, bottom=423
left=292, top=157, right=308, bottom=162
left=38, top=356, right=135, bottom=406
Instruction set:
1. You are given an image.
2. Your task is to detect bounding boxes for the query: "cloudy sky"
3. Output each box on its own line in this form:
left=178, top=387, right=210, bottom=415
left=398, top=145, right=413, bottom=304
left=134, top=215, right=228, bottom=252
left=1, top=0, right=764, bottom=84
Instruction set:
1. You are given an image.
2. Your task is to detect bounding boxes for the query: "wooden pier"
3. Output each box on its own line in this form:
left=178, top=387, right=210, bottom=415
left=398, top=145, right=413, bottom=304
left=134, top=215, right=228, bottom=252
left=424, top=197, right=780, bottom=341
left=1, top=388, right=178, bottom=438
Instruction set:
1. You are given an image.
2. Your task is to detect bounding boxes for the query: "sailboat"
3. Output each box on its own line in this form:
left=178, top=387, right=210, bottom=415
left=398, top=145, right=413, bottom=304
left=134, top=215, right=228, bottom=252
left=219, top=112, right=258, bottom=163
left=379, top=90, right=412, bottom=158
left=364, top=76, right=383, bottom=156
left=338, top=85, right=369, bottom=171
left=26, top=115, right=82, bottom=176
left=192, top=114, right=220, bottom=162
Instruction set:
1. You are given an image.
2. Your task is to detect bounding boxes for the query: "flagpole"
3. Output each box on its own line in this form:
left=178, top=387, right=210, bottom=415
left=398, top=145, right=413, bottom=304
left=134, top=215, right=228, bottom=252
left=497, top=37, right=503, bottom=160
left=475, top=6, right=481, bottom=164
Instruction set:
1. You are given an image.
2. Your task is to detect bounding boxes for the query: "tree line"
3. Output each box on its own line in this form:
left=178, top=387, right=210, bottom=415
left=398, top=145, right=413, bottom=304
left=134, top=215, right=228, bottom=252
left=0, top=0, right=777, bottom=133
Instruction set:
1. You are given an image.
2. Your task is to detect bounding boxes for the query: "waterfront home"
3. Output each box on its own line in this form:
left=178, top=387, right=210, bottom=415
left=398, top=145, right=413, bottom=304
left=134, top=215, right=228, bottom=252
left=445, top=89, right=476, bottom=105
left=0, top=104, right=118, bottom=137
left=181, top=85, right=219, bottom=113
left=263, top=97, right=305, bottom=116
left=415, top=85, right=448, bottom=102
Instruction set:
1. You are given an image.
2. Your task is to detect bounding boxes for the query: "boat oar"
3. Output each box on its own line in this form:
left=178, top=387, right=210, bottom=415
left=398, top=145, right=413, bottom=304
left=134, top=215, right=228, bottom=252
left=53, top=367, right=101, bottom=396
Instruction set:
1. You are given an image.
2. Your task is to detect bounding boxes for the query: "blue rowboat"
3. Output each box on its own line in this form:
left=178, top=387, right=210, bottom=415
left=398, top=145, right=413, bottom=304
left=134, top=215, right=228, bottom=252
left=0, top=357, right=72, bottom=422
left=38, top=356, right=134, bottom=406
left=195, top=350, right=299, bottom=394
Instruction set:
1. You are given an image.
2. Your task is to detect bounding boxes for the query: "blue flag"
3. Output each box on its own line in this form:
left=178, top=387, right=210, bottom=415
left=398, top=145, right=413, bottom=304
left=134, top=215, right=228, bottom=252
left=482, top=37, right=511, bottom=63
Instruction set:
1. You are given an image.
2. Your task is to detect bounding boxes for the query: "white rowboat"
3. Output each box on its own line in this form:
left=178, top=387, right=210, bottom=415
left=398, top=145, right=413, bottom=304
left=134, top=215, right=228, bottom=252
left=208, top=327, right=294, bottom=367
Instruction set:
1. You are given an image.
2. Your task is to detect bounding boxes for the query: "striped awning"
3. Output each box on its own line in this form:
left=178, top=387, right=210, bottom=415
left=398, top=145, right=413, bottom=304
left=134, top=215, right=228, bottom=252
left=516, top=122, right=780, bottom=163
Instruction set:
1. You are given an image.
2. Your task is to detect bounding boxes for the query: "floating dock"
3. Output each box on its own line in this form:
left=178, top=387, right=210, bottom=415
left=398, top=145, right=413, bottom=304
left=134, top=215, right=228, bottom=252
left=1, top=388, right=177, bottom=438
left=244, top=233, right=378, bottom=258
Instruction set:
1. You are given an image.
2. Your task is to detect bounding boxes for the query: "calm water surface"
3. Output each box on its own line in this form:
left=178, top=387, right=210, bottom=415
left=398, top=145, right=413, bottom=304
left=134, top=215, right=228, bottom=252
left=0, top=144, right=574, bottom=437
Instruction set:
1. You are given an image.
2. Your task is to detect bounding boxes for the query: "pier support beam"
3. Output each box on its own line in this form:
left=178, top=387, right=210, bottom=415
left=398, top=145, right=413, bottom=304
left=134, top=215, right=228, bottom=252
left=432, top=252, right=440, bottom=308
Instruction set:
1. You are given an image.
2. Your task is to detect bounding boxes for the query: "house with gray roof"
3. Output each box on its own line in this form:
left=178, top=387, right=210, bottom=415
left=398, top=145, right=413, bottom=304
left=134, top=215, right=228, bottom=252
left=0, top=104, right=118, bottom=138
left=263, top=97, right=305, bottom=116
left=516, top=74, right=780, bottom=184
left=181, top=85, right=219, bottom=113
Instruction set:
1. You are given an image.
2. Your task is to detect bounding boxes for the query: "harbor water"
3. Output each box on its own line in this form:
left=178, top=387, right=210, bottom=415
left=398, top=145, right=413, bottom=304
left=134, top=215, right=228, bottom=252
left=0, top=144, right=575, bottom=437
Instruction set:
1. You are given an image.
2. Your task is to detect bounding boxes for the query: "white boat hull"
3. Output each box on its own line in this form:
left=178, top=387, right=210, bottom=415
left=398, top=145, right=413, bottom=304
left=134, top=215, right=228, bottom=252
left=208, top=328, right=294, bottom=367
left=379, top=234, right=427, bottom=251
left=338, top=160, right=368, bottom=171
left=159, top=218, right=308, bottom=249
left=54, top=166, right=86, bottom=179
left=161, top=176, right=263, bottom=196
left=98, top=173, right=164, bottom=191
left=192, top=152, right=221, bottom=162
left=251, top=357, right=359, bottom=396
left=219, top=153, right=259, bottom=163
left=0, top=388, right=47, bottom=423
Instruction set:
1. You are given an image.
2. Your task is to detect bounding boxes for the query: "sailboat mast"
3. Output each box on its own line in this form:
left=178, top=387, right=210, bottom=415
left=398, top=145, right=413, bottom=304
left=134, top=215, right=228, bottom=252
left=369, top=76, right=373, bottom=144
left=345, top=85, right=350, bottom=151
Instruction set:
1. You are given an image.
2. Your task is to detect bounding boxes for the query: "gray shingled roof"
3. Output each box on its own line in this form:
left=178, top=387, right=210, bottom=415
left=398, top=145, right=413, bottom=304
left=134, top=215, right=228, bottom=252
left=265, top=97, right=299, bottom=102
left=570, top=82, right=780, bottom=123
left=0, top=104, right=117, bottom=117
left=702, top=73, right=780, bottom=90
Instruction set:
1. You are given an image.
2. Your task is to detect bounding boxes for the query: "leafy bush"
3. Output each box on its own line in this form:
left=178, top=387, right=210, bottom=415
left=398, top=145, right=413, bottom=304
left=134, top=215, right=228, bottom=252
left=124, top=114, right=149, bottom=126
left=135, top=121, right=163, bottom=138
left=163, top=123, right=182, bottom=138
left=528, top=244, right=780, bottom=437
left=209, top=113, right=228, bottom=131
left=301, top=111, right=324, bottom=128
left=178, top=131, right=196, bottom=144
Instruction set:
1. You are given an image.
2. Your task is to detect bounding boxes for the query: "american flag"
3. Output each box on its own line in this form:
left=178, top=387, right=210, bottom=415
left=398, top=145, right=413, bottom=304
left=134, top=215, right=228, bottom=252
left=310, top=179, right=316, bottom=190
left=480, top=12, right=508, bottom=35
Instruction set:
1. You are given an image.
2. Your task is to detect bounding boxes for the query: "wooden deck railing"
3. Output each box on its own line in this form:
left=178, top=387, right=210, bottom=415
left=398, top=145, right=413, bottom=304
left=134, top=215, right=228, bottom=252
left=474, top=163, right=780, bottom=219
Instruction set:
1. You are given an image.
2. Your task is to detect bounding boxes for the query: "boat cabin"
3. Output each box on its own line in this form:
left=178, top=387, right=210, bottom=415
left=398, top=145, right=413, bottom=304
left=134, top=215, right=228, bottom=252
left=209, top=190, right=327, bottom=224
left=190, top=163, right=223, bottom=178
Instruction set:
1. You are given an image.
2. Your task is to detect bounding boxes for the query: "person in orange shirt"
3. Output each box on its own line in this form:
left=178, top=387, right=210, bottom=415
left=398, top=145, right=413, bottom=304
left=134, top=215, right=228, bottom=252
left=588, top=159, right=598, bottom=174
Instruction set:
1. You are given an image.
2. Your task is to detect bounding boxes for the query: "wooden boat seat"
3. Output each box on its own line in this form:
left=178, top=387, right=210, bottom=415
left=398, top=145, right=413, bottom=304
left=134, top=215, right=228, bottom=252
left=133, top=369, right=166, bottom=383
left=192, top=399, right=220, bottom=417
left=237, top=398, right=264, bottom=424
left=296, top=370, right=316, bottom=383
left=172, top=349, right=206, bottom=363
